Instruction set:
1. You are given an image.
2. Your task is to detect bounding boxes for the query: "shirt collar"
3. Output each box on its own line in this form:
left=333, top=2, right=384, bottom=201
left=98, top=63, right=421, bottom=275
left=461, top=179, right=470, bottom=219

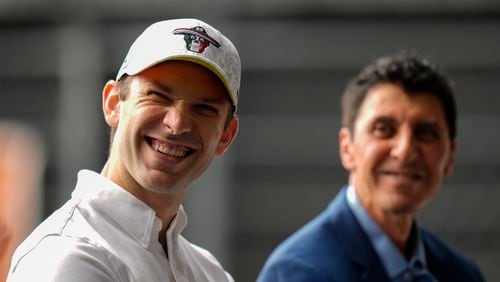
left=71, top=169, right=188, bottom=247
left=346, top=185, right=428, bottom=279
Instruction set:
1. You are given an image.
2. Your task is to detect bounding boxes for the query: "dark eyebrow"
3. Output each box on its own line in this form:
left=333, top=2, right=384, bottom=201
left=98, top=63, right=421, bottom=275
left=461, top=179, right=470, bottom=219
left=149, top=79, right=174, bottom=95
left=415, top=120, right=440, bottom=130
left=372, top=116, right=396, bottom=125
left=198, top=96, right=227, bottom=106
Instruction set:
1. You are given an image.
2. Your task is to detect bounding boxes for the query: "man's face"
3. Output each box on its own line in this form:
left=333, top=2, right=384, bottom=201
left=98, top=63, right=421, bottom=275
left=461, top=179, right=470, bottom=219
left=339, top=83, right=456, bottom=217
left=104, top=60, right=238, bottom=195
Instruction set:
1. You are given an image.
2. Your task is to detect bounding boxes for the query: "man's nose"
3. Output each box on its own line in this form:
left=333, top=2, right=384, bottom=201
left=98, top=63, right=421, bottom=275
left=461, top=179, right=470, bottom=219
left=391, top=129, right=418, bottom=163
left=163, top=105, right=192, bottom=135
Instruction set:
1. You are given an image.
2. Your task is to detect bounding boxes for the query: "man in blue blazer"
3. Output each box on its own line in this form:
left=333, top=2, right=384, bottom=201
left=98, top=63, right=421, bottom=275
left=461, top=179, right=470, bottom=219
left=258, top=52, right=485, bottom=282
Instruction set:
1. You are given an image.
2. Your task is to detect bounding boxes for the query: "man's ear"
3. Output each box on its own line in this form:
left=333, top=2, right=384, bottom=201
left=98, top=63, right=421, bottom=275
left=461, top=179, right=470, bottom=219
left=102, top=80, right=121, bottom=128
left=443, top=139, right=457, bottom=176
left=215, top=115, right=239, bottom=156
left=339, top=127, right=355, bottom=171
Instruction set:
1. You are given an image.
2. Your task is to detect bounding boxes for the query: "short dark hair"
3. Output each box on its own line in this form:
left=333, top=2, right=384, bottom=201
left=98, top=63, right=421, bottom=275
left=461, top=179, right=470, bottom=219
left=341, top=51, right=457, bottom=139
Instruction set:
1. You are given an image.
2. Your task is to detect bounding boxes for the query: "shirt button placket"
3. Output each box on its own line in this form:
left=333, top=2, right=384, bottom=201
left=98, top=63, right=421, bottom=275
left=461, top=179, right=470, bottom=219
left=154, top=218, right=162, bottom=232
left=140, top=234, right=149, bottom=247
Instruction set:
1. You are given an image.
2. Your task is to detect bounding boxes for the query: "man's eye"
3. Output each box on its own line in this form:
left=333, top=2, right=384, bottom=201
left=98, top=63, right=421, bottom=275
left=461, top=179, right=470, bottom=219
left=148, top=91, right=168, bottom=100
left=373, top=123, right=394, bottom=138
left=416, top=127, right=440, bottom=142
left=147, top=91, right=160, bottom=97
left=196, top=104, right=218, bottom=116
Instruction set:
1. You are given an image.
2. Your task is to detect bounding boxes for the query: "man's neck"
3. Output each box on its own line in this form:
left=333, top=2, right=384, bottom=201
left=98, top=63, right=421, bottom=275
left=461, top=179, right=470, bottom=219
left=368, top=205, right=414, bottom=253
left=101, top=160, right=185, bottom=250
left=350, top=184, right=415, bottom=252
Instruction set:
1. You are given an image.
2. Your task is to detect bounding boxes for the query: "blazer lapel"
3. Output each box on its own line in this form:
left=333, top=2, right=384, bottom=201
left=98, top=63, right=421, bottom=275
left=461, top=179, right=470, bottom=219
left=326, top=187, right=390, bottom=281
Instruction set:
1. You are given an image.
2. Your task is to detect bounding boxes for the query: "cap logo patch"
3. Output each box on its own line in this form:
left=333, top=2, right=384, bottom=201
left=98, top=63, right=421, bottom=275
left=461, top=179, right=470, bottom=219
left=173, top=26, right=221, bottom=53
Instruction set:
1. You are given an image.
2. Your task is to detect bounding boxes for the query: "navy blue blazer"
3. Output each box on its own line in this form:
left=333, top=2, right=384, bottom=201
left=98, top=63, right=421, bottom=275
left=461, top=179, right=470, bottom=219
left=257, top=187, right=484, bottom=282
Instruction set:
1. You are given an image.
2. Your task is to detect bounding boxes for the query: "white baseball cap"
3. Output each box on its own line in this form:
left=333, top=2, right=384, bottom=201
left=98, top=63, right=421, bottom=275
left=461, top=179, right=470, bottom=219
left=116, top=18, right=241, bottom=108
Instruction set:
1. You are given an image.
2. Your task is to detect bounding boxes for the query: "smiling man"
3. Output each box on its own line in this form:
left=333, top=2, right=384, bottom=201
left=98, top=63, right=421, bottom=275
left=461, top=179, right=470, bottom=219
left=8, top=19, right=240, bottom=282
left=258, top=52, right=484, bottom=282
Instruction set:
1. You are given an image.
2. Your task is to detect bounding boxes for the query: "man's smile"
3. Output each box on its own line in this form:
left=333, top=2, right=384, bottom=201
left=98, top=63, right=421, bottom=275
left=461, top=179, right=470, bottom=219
left=380, top=170, right=424, bottom=181
left=146, top=137, right=194, bottom=159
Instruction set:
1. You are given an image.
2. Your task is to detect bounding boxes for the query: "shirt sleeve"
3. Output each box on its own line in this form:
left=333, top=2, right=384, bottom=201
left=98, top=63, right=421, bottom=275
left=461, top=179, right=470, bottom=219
left=8, top=235, right=131, bottom=282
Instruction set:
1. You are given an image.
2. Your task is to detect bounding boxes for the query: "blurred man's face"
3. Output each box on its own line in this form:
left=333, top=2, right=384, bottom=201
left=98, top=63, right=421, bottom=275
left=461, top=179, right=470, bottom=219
left=339, top=83, right=456, bottom=219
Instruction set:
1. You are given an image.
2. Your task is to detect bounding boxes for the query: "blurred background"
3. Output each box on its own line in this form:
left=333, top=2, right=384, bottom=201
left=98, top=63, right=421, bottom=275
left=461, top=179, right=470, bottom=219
left=1, top=0, right=499, bottom=281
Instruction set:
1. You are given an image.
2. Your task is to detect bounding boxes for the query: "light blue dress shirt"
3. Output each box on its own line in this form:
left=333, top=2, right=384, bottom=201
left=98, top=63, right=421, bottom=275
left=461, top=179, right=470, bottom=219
left=346, top=185, right=437, bottom=282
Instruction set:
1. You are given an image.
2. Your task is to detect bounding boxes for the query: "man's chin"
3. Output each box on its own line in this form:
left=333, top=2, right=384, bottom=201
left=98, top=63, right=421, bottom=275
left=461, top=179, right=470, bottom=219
left=382, top=196, right=422, bottom=215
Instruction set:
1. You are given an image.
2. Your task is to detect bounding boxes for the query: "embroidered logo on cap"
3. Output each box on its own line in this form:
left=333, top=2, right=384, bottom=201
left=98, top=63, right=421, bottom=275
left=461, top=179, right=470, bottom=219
left=173, top=26, right=221, bottom=53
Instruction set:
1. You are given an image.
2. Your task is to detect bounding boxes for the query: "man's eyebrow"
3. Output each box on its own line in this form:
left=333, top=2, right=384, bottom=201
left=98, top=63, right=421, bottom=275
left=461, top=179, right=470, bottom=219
left=150, top=78, right=228, bottom=105
left=148, top=79, right=174, bottom=94
left=371, top=116, right=396, bottom=124
left=415, top=120, right=440, bottom=129
left=198, top=96, right=227, bottom=105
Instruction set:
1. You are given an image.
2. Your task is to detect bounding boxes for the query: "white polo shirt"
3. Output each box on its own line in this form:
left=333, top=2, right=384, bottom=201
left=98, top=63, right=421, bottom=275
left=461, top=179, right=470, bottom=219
left=7, top=169, right=233, bottom=282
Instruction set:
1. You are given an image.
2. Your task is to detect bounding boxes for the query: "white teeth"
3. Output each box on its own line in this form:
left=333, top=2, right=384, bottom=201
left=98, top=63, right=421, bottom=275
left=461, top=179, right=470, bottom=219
left=151, top=139, right=188, bottom=158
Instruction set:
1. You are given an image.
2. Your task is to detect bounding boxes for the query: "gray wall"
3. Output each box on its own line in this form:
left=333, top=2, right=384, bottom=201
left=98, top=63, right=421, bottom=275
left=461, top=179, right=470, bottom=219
left=1, top=2, right=499, bottom=281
